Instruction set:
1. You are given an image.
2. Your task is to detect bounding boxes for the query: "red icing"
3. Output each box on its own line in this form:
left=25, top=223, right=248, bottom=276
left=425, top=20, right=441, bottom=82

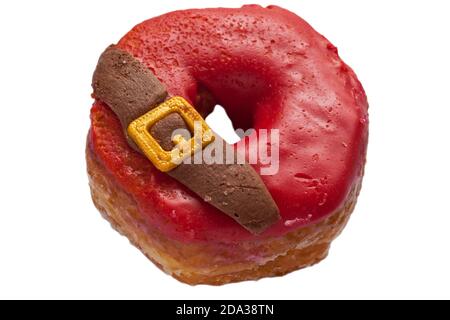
left=89, top=5, right=368, bottom=243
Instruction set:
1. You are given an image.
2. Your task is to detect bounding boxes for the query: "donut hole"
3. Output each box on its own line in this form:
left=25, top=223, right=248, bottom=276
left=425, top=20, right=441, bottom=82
left=194, top=67, right=268, bottom=135
left=205, top=105, right=242, bottom=144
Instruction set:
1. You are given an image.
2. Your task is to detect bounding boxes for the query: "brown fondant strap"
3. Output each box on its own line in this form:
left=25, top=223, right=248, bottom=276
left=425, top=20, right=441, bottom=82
left=92, top=45, right=167, bottom=128
left=92, top=45, right=167, bottom=151
left=92, top=45, right=280, bottom=234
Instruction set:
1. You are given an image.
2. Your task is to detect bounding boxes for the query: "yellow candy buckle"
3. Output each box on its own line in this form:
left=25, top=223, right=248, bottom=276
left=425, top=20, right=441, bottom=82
left=127, top=96, right=215, bottom=172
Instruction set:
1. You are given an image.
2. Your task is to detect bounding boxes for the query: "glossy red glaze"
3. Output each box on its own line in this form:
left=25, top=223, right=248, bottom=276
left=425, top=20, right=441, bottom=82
left=89, top=5, right=368, bottom=243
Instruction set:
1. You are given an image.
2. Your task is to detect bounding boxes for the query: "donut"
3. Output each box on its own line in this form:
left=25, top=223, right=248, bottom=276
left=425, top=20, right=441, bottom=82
left=87, top=5, right=368, bottom=285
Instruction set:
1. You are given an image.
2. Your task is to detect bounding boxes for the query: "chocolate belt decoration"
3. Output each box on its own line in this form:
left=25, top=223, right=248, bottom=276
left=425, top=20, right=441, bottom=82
left=92, top=46, right=280, bottom=234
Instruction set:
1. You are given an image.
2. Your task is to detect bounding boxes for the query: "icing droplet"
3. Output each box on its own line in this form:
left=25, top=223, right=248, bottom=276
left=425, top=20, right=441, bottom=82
left=294, top=173, right=313, bottom=181
left=318, top=193, right=328, bottom=206
left=284, top=218, right=302, bottom=227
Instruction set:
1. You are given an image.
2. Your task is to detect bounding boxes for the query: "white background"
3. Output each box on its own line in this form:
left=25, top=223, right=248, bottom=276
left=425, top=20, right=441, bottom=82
left=1, top=0, right=449, bottom=300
